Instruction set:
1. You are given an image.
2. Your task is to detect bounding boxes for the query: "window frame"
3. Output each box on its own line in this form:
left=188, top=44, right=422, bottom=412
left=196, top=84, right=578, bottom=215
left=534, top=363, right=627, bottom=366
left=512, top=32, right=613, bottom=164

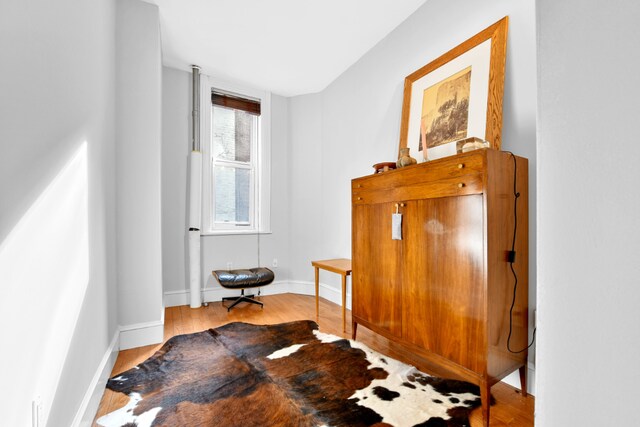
left=211, top=105, right=258, bottom=230
left=200, top=76, right=271, bottom=236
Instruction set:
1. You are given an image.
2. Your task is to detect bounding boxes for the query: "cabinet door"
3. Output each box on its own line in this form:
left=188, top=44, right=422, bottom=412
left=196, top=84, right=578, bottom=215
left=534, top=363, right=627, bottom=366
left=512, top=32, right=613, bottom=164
left=402, top=194, right=485, bottom=373
left=352, top=202, right=403, bottom=337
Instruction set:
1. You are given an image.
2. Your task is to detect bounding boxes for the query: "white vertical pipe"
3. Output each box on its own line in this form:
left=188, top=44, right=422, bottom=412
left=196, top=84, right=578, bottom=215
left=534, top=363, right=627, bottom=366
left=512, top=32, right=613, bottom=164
left=192, top=65, right=201, bottom=152
left=188, top=65, right=202, bottom=308
left=188, top=228, right=201, bottom=307
left=188, top=151, right=202, bottom=229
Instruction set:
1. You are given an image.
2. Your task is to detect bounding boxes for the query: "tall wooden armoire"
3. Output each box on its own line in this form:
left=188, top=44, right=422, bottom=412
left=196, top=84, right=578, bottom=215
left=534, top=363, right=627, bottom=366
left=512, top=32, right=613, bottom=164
left=351, top=148, right=529, bottom=426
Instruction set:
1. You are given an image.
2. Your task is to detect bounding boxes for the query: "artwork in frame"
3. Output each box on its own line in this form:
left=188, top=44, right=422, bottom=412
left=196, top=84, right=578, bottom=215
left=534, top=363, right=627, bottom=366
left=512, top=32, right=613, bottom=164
left=399, top=17, right=508, bottom=162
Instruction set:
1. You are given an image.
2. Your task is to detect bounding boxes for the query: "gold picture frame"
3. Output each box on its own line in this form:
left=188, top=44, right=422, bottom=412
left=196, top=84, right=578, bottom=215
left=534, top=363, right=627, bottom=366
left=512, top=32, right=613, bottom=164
left=399, top=17, right=508, bottom=162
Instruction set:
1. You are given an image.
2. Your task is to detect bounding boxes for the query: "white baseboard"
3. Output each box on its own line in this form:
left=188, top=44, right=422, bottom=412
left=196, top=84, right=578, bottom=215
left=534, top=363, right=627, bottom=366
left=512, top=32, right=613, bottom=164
left=71, top=331, right=119, bottom=427
left=282, top=280, right=352, bottom=310
left=267, top=280, right=313, bottom=297
left=163, top=280, right=352, bottom=309
left=119, top=315, right=164, bottom=350
left=317, top=281, right=352, bottom=310
left=163, top=289, right=190, bottom=308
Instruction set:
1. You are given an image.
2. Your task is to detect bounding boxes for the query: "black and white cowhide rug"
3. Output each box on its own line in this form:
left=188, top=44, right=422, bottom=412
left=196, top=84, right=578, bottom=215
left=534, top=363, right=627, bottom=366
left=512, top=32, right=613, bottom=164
left=98, top=320, right=481, bottom=427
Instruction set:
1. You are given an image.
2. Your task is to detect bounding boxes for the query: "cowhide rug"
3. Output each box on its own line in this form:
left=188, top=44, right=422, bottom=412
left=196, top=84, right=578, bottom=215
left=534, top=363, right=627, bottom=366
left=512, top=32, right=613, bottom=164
left=97, top=320, right=481, bottom=427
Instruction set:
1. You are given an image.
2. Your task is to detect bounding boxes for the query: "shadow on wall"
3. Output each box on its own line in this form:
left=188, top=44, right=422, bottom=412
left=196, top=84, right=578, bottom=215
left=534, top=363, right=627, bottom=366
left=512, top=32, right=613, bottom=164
left=0, top=142, right=90, bottom=427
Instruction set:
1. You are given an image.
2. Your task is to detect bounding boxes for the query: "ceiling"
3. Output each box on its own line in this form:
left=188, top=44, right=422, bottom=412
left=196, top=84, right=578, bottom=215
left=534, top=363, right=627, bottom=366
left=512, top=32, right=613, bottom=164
left=144, top=0, right=427, bottom=97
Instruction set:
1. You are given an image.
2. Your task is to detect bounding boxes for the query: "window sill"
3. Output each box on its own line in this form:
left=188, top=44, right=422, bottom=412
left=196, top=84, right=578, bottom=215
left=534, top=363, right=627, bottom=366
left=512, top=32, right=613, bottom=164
left=200, top=229, right=272, bottom=237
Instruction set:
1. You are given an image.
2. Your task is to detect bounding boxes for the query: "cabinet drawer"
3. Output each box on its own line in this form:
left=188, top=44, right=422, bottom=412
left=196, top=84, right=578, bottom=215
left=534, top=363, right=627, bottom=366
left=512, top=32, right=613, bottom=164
left=352, top=150, right=487, bottom=205
left=353, top=173, right=483, bottom=205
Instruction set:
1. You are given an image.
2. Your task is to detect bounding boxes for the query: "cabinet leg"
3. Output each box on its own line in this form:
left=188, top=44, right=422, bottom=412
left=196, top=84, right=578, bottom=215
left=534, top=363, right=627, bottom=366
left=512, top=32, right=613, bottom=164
left=519, top=365, right=528, bottom=396
left=480, top=381, right=491, bottom=427
left=352, top=321, right=358, bottom=340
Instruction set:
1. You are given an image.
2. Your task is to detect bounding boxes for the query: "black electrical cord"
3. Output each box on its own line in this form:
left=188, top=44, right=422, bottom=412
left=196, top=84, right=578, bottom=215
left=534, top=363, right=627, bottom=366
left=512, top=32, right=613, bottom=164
left=504, top=152, right=536, bottom=354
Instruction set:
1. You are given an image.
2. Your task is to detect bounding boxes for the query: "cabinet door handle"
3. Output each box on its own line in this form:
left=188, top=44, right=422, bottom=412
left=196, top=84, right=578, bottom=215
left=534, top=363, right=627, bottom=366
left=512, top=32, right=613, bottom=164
left=356, top=197, right=362, bottom=201
left=458, top=183, right=465, bottom=188
left=458, top=163, right=465, bottom=169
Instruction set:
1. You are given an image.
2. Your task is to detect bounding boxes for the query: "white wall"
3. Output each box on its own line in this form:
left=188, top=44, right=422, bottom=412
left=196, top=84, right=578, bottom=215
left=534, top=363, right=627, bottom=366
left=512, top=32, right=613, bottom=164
left=0, top=0, right=117, bottom=426
left=161, top=67, right=292, bottom=305
left=289, top=0, right=537, bottom=389
left=536, top=0, right=640, bottom=424
left=161, top=67, right=190, bottom=300
left=288, top=94, right=325, bottom=278
left=115, top=0, right=164, bottom=347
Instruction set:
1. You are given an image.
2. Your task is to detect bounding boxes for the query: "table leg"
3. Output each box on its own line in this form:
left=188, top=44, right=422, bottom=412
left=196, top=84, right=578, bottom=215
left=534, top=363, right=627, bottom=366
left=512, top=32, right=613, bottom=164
left=314, top=267, right=319, bottom=320
left=341, top=274, right=346, bottom=333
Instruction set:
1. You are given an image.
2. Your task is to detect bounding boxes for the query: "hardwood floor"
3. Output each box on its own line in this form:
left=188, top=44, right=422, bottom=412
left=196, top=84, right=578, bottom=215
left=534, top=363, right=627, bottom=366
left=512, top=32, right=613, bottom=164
left=92, top=293, right=534, bottom=426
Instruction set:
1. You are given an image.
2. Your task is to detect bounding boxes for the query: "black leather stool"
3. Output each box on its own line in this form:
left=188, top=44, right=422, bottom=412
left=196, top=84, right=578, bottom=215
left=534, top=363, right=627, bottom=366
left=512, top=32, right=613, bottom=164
left=212, top=267, right=275, bottom=311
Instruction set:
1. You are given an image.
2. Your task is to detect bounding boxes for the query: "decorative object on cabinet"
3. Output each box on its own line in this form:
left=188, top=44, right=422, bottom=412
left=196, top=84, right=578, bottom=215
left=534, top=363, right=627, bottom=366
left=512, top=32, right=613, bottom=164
left=372, top=162, right=397, bottom=174
left=399, top=17, right=509, bottom=163
left=456, top=136, right=490, bottom=153
left=396, top=147, right=417, bottom=168
left=351, top=148, right=529, bottom=427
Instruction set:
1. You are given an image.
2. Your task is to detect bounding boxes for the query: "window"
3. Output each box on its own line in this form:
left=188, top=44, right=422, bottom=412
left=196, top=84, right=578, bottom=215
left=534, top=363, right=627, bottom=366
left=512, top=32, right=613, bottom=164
left=202, top=81, right=271, bottom=234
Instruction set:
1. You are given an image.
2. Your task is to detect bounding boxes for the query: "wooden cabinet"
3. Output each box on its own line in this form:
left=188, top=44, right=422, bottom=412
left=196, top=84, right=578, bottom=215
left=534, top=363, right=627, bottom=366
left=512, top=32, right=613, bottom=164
left=351, top=149, right=529, bottom=427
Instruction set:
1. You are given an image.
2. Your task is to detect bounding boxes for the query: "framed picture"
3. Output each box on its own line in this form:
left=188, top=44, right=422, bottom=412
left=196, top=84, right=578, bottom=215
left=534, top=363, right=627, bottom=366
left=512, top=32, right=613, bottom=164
left=399, top=17, right=508, bottom=162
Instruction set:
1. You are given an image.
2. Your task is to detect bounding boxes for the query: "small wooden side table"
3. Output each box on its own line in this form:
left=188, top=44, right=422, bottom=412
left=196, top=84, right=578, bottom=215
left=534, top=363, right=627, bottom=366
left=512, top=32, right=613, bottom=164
left=311, top=258, right=352, bottom=332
